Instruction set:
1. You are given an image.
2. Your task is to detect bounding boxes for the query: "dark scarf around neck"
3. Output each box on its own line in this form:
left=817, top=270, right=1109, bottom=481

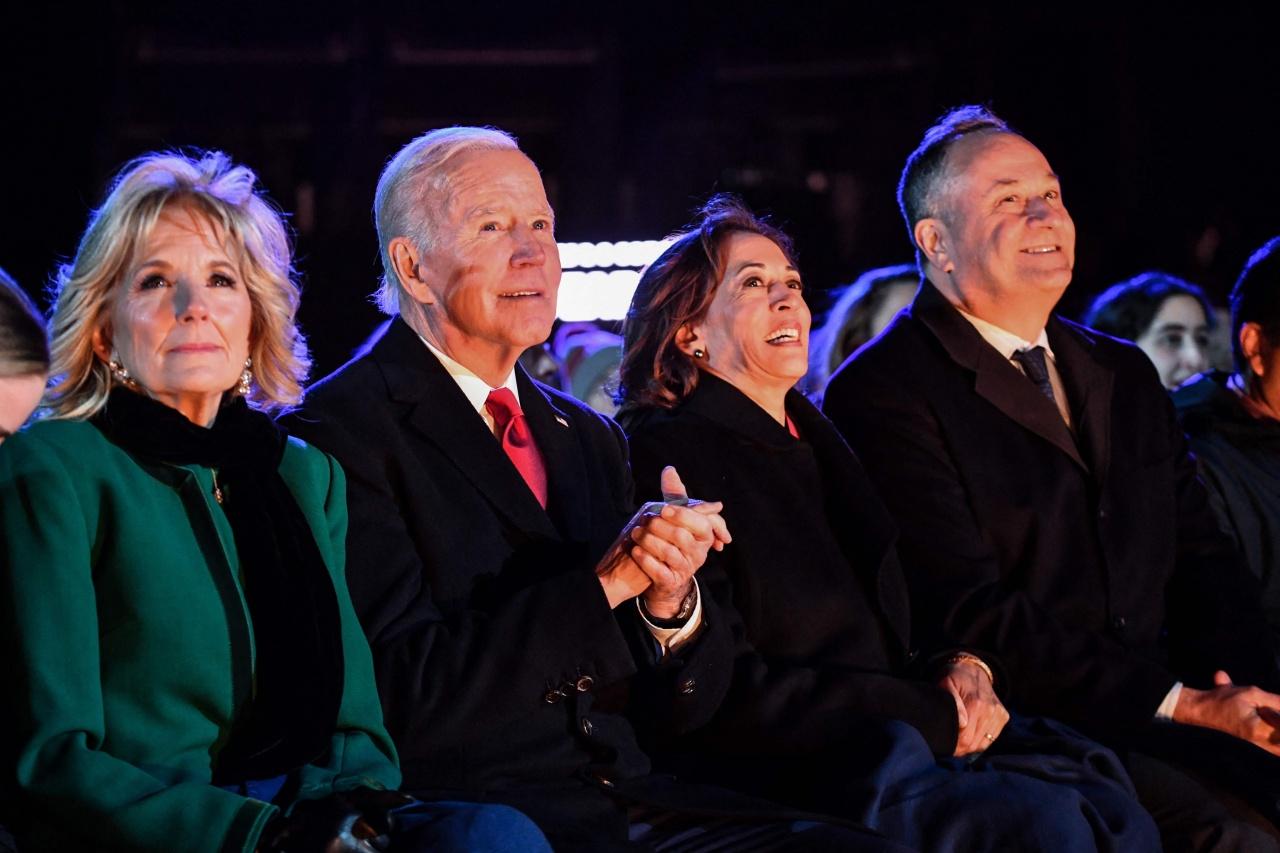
left=94, top=388, right=344, bottom=784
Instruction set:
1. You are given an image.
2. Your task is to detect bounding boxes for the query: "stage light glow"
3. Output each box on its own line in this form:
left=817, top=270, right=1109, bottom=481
left=556, top=239, right=673, bottom=320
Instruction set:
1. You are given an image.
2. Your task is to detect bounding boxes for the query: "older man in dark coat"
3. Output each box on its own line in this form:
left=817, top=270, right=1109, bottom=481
left=824, top=105, right=1280, bottom=851
left=285, top=126, right=904, bottom=852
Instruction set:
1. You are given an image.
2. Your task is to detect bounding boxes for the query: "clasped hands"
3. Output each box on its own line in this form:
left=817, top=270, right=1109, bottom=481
left=597, top=466, right=731, bottom=618
left=938, top=655, right=1009, bottom=757
left=257, top=787, right=415, bottom=852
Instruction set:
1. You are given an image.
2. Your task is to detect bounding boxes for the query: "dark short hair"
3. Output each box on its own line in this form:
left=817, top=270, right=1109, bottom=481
left=0, top=267, right=49, bottom=378
left=616, top=194, right=796, bottom=414
left=898, top=105, right=1013, bottom=266
left=1083, top=271, right=1215, bottom=343
left=1230, top=237, right=1280, bottom=374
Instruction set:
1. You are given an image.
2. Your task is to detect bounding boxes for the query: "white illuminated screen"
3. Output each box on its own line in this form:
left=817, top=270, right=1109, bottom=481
left=556, top=239, right=674, bottom=321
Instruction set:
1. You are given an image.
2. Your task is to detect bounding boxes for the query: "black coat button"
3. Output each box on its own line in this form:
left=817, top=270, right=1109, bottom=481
left=576, top=675, right=594, bottom=692
left=679, top=678, right=696, bottom=695
left=1112, top=615, right=1127, bottom=632
left=580, top=717, right=594, bottom=736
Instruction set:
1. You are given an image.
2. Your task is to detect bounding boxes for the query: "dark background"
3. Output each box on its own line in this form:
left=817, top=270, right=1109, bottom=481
left=3, top=5, right=1276, bottom=379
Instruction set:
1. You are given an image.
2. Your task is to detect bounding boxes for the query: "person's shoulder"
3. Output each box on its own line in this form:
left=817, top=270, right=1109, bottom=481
left=302, top=350, right=387, bottom=409
left=532, top=378, right=622, bottom=436
left=621, top=405, right=704, bottom=462
left=825, top=312, right=931, bottom=409
left=4, top=417, right=109, bottom=457
left=279, top=433, right=342, bottom=497
left=283, top=351, right=393, bottom=445
left=0, top=419, right=121, bottom=489
left=1058, top=316, right=1152, bottom=369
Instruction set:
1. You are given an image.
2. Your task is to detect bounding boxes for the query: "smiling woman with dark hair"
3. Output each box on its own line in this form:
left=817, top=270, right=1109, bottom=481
left=617, top=194, right=1159, bottom=853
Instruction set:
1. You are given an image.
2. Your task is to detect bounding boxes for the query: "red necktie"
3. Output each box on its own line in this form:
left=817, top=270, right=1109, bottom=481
left=485, top=388, right=548, bottom=508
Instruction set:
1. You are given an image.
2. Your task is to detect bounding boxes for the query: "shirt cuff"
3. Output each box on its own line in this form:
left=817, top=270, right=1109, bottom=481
left=637, top=581, right=703, bottom=655
left=1155, top=681, right=1183, bottom=721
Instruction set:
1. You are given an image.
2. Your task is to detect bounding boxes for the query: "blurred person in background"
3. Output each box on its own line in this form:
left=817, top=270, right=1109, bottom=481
left=804, top=263, right=916, bottom=400
left=1083, top=271, right=1215, bottom=389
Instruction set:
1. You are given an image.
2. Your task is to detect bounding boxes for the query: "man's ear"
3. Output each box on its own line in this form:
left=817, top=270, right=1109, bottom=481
left=1241, top=322, right=1267, bottom=377
left=914, top=217, right=954, bottom=274
left=674, top=322, right=701, bottom=356
left=389, top=237, right=436, bottom=306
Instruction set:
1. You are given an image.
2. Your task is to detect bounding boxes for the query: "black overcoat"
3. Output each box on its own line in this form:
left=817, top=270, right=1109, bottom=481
left=283, top=318, right=778, bottom=850
left=823, top=282, right=1278, bottom=742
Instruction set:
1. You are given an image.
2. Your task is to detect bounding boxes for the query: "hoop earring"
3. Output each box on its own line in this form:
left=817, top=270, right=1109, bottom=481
left=237, top=357, right=253, bottom=396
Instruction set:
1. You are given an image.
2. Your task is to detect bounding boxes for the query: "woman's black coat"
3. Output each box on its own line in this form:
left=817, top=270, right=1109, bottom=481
left=623, top=372, right=960, bottom=796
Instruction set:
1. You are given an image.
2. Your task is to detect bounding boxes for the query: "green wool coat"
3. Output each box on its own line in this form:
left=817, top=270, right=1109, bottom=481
left=0, top=418, right=400, bottom=853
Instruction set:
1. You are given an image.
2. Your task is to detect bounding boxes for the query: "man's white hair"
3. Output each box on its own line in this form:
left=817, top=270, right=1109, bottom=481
left=372, top=126, right=520, bottom=315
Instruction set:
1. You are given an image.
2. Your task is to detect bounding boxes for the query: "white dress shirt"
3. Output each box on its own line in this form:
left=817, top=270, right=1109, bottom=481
left=953, top=311, right=1182, bottom=721
left=416, top=333, right=702, bottom=653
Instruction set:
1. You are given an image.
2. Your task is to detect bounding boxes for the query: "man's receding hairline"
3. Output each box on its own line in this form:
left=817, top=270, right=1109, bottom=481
left=928, top=128, right=1028, bottom=221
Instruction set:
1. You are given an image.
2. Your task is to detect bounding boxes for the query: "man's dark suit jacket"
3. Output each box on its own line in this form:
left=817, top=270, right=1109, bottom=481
left=823, top=282, right=1277, bottom=744
left=282, top=318, right=744, bottom=847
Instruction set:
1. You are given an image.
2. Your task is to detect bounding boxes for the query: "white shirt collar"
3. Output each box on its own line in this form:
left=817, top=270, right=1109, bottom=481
left=415, top=331, right=520, bottom=418
left=955, top=307, right=1056, bottom=363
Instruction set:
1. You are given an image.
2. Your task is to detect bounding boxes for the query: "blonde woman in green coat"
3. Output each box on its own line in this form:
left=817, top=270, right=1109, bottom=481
left=0, top=152, right=548, bottom=853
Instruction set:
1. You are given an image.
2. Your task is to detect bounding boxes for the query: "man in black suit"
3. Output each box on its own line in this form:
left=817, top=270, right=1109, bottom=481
left=823, top=105, right=1280, bottom=850
left=286, top=126, right=902, bottom=852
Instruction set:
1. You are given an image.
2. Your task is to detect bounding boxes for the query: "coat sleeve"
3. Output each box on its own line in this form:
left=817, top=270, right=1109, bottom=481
left=823, top=359, right=1181, bottom=738
left=291, top=450, right=402, bottom=799
left=283, top=398, right=657, bottom=762
left=626, top=426, right=959, bottom=758
left=0, top=431, right=274, bottom=853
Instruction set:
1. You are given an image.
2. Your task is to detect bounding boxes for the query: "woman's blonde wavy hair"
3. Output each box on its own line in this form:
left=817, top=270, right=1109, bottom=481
left=44, top=149, right=310, bottom=419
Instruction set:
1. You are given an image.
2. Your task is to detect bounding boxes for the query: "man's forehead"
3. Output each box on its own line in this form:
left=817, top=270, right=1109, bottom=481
left=443, top=151, right=549, bottom=210
left=948, top=132, right=1054, bottom=185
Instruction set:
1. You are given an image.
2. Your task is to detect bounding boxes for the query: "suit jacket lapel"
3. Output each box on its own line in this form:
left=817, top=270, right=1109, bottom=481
left=373, top=318, right=559, bottom=539
left=518, top=370, right=592, bottom=543
left=914, top=284, right=1088, bottom=472
left=1048, top=319, right=1114, bottom=487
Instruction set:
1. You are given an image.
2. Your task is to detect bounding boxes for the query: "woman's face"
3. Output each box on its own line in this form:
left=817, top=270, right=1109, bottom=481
left=1135, top=294, right=1209, bottom=389
left=0, top=373, right=45, bottom=444
left=93, top=203, right=253, bottom=426
left=684, top=232, right=810, bottom=402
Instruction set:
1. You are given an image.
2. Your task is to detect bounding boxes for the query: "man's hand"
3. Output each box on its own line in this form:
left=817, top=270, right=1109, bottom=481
left=596, top=466, right=731, bottom=614
left=1174, top=670, right=1280, bottom=756
left=938, top=657, right=1009, bottom=757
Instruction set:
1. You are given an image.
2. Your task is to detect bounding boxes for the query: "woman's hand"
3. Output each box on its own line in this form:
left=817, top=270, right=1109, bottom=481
left=597, top=466, right=731, bottom=614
